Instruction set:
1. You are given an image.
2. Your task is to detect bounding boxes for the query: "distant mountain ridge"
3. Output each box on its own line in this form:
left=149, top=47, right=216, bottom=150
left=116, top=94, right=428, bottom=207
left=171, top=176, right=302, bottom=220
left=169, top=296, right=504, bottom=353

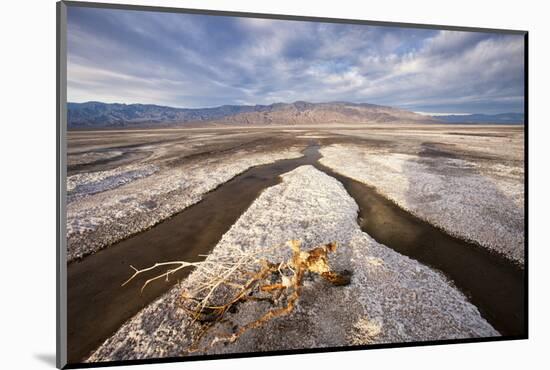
left=68, top=101, right=523, bottom=128
left=67, top=101, right=437, bottom=128
left=434, top=113, right=524, bottom=124
left=215, top=101, right=435, bottom=125
left=67, top=101, right=260, bottom=127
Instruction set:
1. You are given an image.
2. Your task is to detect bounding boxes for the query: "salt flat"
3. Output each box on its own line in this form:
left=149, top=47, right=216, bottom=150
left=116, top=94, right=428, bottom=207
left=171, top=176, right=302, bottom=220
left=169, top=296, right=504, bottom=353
left=66, top=125, right=525, bottom=263
left=67, top=124, right=523, bottom=362
left=88, top=165, right=497, bottom=362
left=66, top=130, right=305, bottom=261
left=319, top=129, right=524, bottom=265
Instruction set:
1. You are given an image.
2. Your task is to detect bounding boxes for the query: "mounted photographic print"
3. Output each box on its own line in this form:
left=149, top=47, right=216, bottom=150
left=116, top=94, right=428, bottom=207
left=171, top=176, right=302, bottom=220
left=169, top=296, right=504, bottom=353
left=56, top=1, right=527, bottom=368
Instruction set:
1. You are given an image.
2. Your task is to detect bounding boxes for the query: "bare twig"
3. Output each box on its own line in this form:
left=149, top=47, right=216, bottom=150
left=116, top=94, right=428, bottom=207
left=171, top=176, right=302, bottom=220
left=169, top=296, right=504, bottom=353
left=122, top=261, right=201, bottom=293
left=124, top=240, right=351, bottom=352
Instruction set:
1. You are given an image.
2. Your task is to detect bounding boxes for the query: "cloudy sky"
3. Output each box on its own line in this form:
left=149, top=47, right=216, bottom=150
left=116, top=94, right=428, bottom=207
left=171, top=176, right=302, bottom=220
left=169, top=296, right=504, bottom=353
left=67, top=6, right=525, bottom=114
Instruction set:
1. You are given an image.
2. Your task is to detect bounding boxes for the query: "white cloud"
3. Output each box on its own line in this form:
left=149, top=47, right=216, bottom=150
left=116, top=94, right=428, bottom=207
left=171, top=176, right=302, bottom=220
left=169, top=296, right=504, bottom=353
left=67, top=7, right=525, bottom=113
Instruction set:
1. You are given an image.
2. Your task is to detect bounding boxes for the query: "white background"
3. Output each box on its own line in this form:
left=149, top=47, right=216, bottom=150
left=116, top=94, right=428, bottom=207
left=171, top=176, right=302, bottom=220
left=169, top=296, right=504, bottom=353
left=1, top=0, right=548, bottom=368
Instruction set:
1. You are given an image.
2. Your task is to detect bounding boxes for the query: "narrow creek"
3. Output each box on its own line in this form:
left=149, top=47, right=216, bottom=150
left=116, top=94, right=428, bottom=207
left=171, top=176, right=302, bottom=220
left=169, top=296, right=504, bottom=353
left=315, top=160, right=525, bottom=337
left=67, top=143, right=524, bottom=364
left=67, top=145, right=322, bottom=364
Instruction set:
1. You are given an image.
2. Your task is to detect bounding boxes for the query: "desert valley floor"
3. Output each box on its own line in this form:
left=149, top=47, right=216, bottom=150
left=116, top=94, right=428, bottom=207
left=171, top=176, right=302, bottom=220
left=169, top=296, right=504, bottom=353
left=65, top=124, right=525, bottom=363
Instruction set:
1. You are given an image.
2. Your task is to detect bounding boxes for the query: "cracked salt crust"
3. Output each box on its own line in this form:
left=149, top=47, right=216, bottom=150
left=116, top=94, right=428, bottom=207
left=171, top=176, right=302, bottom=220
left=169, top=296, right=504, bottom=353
left=88, top=165, right=496, bottom=362
left=66, top=147, right=303, bottom=261
left=320, top=144, right=524, bottom=265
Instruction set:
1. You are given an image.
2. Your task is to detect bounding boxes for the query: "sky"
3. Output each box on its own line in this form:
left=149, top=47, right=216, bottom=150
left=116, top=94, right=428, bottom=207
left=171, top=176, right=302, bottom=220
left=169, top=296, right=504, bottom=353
left=67, top=6, right=525, bottom=115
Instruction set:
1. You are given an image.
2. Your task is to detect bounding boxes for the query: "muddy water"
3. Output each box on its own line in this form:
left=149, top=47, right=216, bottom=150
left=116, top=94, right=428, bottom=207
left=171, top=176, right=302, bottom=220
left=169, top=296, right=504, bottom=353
left=66, top=146, right=321, bottom=364
left=67, top=151, right=151, bottom=175
left=314, top=161, right=525, bottom=338
left=67, top=144, right=524, bottom=364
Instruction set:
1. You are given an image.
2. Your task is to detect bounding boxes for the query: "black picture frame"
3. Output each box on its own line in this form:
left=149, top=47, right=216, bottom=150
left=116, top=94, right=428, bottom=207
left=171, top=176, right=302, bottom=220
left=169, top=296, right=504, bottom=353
left=56, top=1, right=528, bottom=368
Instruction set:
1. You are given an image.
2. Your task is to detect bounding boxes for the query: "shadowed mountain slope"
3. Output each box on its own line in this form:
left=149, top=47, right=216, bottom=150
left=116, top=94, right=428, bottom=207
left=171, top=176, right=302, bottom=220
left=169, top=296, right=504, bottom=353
left=68, top=101, right=437, bottom=128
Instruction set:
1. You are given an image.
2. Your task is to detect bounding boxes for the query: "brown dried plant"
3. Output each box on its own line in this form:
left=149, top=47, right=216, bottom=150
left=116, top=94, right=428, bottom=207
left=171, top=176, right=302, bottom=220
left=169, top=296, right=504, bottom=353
left=123, top=240, right=351, bottom=352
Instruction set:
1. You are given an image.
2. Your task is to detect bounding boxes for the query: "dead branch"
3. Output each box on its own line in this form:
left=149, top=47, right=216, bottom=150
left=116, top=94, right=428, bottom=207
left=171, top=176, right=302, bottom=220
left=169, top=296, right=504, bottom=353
left=122, top=261, right=201, bottom=293
left=124, top=240, right=351, bottom=353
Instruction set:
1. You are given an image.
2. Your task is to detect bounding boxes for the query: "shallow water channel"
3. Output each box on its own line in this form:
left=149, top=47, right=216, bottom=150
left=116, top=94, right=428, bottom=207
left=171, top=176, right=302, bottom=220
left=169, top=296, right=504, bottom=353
left=67, top=144, right=524, bottom=364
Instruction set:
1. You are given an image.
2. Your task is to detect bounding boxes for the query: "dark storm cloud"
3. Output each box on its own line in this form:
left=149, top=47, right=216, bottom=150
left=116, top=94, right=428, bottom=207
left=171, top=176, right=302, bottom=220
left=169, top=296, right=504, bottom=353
left=67, top=6, right=525, bottom=114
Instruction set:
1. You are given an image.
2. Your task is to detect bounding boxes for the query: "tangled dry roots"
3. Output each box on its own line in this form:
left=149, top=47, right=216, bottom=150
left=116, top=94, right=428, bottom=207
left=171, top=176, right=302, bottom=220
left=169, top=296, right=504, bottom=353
left=124, top=240, right=351, bottom=352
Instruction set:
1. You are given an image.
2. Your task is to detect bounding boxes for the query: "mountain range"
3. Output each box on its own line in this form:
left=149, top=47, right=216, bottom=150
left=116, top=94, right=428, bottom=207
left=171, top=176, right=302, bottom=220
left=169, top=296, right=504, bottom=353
left=67, top=101, right=436, bottom=127
left=67, top=101, right=524, bottom=128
